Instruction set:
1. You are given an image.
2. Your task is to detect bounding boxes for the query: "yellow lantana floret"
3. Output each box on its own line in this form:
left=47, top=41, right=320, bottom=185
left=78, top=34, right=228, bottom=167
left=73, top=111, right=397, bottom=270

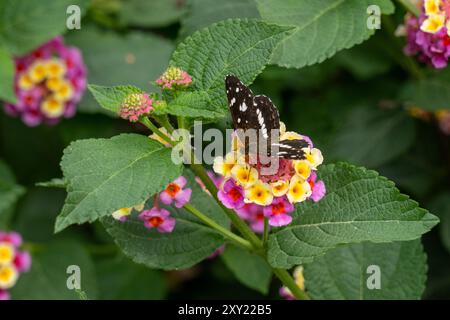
left=231, top=163, right=258, bottom=188
left=28, top=60, right=48, bottom=83
left=0, top=243, right=15, bottom=266
left=305, top=148, right=323, bottom=170
left=270, top=180, right=289, bottom=197
left=213, top=152, right=239, bottom=178
left=46, top=77, right=64, bottom=91
left=18, top=73, right=34, bottom=90
left=424, top=0, right=441, bottom=16
left=421, top=14, right=445, bottom=33
left=41, top=96, right=65, bottom=118
left=46, top=58, right=67, bottom=79
left=245, top=181, right=273, bottom=206
left=287, top=175, right=312, bottom=203
left=0, top=265, right=19, bottom=289
left=53, top=80, right=74, bottom=101
left=293, top=266, right=305, bottom=291
left=294, top=160, right=312, bottom=180
left=112, top=207, right=132, bottom=221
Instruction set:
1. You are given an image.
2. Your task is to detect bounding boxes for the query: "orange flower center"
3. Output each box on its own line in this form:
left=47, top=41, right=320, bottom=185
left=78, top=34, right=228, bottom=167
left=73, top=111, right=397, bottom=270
left=309, top=180, right=315, bottom=190
left=255, top=212, right=265, bottom=221
left=272, top=202, right=285, bottom=215
left=149, top=216, right=164, bottom=227
left=166, top=183, right=180, bottom=197
left=228, top=187, right=242, bottom=201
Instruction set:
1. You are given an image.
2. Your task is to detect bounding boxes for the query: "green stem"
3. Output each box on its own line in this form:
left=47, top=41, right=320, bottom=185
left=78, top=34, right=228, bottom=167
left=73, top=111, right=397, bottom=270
left=263, top=218, right=269, bottom=247
left=272, top=268, right=310, bottom=300
left=190, top=163, right=263, bottom=250
left=140, top=117, right=175, bottom=146
left=395, top=0, right=420, bottom=17
left=183, top=203, right=253, bottom=251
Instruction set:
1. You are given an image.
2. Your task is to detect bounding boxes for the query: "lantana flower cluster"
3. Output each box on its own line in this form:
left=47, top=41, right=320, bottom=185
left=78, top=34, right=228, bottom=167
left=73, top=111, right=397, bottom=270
left=111, top=176, right=192, bottom=233
left=155, top=66, right=193, bottom=89
left=3, top=37, right=87, bottom=126
left=0, top=231, right=31, bottom=300
left=404, top=0, right=450, bottom=68
left=408, top=106, right=450, bottom=134
left=212, top=123, right=326, bottom=232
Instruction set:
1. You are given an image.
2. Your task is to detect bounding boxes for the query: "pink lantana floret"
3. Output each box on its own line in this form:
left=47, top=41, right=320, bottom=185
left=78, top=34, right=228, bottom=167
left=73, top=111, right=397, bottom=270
left=156, top=66, right=192, bottom=89
left=159, top=176, right=192, bottom=208
left=119, top=93, right=153, bottom=122
left=217, top=179, right=245, bottom=209
left=138, top=207, right=176, bottom=233
left=263, top=196, right=294, bottom=227
left=308, top=171, right=326, bottom=202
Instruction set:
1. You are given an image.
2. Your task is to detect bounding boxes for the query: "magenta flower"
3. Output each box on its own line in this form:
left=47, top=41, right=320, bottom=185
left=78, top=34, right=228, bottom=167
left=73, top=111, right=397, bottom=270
left=207, top=170, right=224, bottom=188
left=160, top=176, right=192, bottom=208
left=0, top=231, right=22, bottom=247
left=13, top=251, right=32, bottom=273
left=119, top=93, right=153, bottom=122
left=308, top=171, right=326, bottom=202
left=0, top=289, right=10, bottom=300
left=138, top=207, right=176, bottom=233
left=217, top=179, right=245, bottom=209
left=3, top=36, right=87, bottom=126
left=156, top=66, right=192, bottom=89
left=263, top=196, right=294, bottom=227
left=279, top=286, right=295, bottom=300
left=404, top=13, right=450, bottom=69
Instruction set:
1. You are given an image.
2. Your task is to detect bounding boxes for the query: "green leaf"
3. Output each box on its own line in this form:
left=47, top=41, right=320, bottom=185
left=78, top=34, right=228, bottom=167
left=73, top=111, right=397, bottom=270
left=36, top=178, right=67, bottom=189
left=0, top=159, right=24, bottom=228
left=0, top=47, right=16, bottom=103
left=96, top=255, right=168, bottom=299
left=119, top=0, right=186, bottom=27
left=171, top=19, right=295, bottom=111
left=102, top=169, right=228, bottom=270
left=221, top=244, right=272, bottom=294
left=256, top=0, right=394, bottom=68
left=0, top=0, right=88, bottom=55
left=304, top=240, right=427, bottom=299
left=268, top=163, right=439, bottom=268
left=327, top=106, right=415, bottom=168
left=10, top=241, right=98, bottom=299
left=179, top=0, right=260, bottom=37
left=88, top=84, right=143, bottom=114
left=400, top=70, right=450, bottom=111
left=162, top=91, right=226, bottom=120
left=66, top=27, right=174, bottom=114
left=55, top=134, right=182, bottom=232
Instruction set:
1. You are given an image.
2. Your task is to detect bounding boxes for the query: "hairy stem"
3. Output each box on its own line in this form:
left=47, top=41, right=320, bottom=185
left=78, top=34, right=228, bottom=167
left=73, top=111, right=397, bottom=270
left=190, top=163, right=263, bottom=250
left=140, top=117, right=175, bottom=146
left=183, top=203, right=253, bottom=251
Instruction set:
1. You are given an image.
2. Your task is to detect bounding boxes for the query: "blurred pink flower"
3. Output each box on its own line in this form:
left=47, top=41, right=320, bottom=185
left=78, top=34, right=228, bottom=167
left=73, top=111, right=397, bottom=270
left=3, top=36, right=87, bottom=126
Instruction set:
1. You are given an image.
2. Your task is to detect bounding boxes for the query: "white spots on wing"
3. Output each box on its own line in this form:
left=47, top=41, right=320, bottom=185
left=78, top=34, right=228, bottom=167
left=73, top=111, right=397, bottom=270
left=256, top=108, right=268, bottom=138
left=240, top=102, right=248, bottom=112
left=231, top=97, right=236, bottom=105
left=236, top=87, right=239, bottom=93
left=237, top=118, right=241, bottom=123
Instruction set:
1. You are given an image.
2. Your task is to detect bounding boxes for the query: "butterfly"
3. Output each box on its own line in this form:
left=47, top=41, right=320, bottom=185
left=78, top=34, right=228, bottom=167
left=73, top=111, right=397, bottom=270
left=225, top=74, right=308, bottom=160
